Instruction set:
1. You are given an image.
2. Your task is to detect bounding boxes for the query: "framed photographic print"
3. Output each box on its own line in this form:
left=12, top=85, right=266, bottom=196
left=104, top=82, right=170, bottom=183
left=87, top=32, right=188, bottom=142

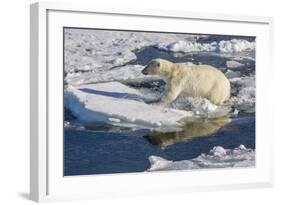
left=30, top=2, right=274, bottom=202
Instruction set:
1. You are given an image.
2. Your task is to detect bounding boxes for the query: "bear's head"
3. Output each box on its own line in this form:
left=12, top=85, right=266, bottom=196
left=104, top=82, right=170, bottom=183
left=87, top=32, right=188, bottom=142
left=142, top=58, right=174, bottom=77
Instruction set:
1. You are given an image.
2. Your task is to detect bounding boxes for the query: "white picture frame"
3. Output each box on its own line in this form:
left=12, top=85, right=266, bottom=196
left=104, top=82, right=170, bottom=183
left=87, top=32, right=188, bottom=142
left=30, top=2, right=274, bottom=202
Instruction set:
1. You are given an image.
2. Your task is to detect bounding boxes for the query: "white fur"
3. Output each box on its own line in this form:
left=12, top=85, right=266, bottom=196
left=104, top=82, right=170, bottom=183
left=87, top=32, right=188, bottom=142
left=143, top=58, right=231, bottom=105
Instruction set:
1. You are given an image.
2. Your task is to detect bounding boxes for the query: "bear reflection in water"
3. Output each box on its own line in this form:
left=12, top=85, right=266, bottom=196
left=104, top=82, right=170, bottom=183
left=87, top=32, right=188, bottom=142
left=144, top=116, right=231, bottom=147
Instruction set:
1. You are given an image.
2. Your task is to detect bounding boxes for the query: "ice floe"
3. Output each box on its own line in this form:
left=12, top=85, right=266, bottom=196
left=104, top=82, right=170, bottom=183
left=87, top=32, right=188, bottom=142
left=64, top=81, right=233, bottom=131
left=64, top=82, right=194, bottom=130
left=147, top=145, right=255, bottom=171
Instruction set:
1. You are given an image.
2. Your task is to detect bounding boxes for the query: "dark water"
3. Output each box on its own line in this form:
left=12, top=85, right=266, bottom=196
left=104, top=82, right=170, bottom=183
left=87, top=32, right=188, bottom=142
left=64, top=114, right=255, bottom=176
left=64, top=35, right=256, bottom=176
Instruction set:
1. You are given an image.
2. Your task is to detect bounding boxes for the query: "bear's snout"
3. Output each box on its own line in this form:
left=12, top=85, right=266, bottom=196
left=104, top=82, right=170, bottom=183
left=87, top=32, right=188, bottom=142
left=142, top=67, right=149, bottom=75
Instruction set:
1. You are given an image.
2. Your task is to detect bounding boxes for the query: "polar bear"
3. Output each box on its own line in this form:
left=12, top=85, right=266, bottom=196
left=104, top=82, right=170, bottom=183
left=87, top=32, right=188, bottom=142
left=141, top=58, right=230, bottom=105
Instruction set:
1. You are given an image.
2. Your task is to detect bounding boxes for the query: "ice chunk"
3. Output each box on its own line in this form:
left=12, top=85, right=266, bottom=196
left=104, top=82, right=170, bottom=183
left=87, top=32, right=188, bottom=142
left=148, top=156, right=172, bottom=171
left=108, top=118, right=121, bottom=123
left=147, top=145, right=255, bottom=171
left=157, top=40, right=217, bottom=53
left=170, top=96, right=230, bottom=118
left=157, top=39, right=255, bottom=53
left=229, top=77, right=255, bottom=112
left=210, top=146, right=227, bottom=157
left=219, top=39, right=255, bottom=53
left=230, top=76, right=255, bottom=88
left=226, top=60, right=244, bottom=68
left=225, top=70, right=242, bottom=78
left=233, top=109, right=239, bottom=115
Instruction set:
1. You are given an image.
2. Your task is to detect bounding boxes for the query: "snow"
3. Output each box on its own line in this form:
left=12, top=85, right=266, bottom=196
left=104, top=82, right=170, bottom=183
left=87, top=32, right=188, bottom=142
left=64, top=82, right=193, bottom=130
left=64, top=28, right=196, bottom=74
left=64, top=28, right=255, bottom=86
left=157, top=40, right=217, bottom=53
left=218, top=39, right=255, bottom=53
left=147, top=145, right=255, bottom=171
left=65, top=64, right=145, bottom=85
left=157, top=39, right=255, bottom=53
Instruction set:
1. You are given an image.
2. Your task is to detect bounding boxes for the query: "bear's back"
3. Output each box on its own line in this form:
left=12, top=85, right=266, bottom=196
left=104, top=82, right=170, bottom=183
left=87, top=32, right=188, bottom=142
left=179, top=64, right=230, bottom=104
